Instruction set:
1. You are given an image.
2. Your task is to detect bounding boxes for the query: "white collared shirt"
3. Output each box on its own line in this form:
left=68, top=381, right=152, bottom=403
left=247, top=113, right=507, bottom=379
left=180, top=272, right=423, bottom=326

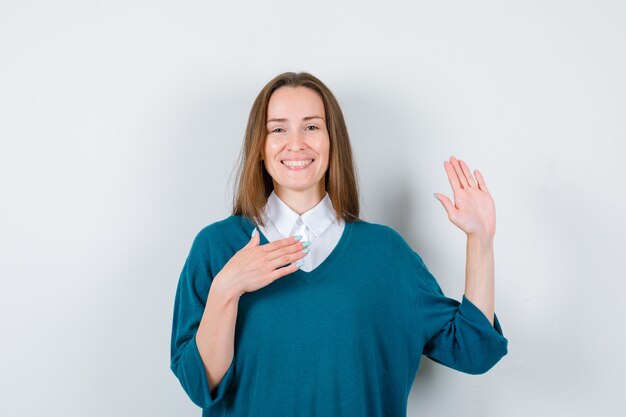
left=257, top=190, right=345, bottom=272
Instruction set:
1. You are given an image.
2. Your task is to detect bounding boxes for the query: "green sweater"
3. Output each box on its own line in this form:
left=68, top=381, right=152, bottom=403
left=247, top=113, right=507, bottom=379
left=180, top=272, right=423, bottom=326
left=170, top=215, right=508, bottom=416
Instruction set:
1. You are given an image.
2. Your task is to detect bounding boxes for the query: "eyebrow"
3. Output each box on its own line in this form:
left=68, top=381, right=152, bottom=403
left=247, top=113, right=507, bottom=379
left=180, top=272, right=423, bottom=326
left=266, top=116, right=325, bottom=123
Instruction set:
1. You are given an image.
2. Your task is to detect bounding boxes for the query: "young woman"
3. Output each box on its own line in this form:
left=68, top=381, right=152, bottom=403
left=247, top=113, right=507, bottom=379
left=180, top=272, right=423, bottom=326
left=170, top=72, right=508, bottom=416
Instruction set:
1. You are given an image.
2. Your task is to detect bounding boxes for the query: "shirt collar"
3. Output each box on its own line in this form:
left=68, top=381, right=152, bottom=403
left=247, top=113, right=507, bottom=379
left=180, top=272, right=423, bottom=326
left=262, top=190, right=336, bottom=239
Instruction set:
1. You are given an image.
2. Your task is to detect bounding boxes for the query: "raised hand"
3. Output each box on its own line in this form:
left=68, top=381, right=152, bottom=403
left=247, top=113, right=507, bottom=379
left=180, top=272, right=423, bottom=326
left=433, top=156, right=496, bottom=239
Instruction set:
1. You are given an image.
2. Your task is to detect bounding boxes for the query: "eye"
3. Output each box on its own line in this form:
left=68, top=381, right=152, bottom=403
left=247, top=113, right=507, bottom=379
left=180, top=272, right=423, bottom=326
left=305, top=125, right=319, bottom=131
left=271, top=127, right=285, bottom=133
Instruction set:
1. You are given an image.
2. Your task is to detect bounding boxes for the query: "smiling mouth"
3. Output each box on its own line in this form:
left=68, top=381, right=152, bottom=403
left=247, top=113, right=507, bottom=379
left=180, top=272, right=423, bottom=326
left=281, top=159, right=314, bottom=169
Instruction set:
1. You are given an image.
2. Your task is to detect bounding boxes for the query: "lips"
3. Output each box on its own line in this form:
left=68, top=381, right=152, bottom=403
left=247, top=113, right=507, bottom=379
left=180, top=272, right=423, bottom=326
left=281, top=159, right=314, bottom=169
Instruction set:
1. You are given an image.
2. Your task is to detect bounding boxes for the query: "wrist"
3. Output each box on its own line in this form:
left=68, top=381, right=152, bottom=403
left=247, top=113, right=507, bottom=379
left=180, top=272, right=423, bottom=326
left=467, top=233, right=494, bottom=246
left=211, top=273, right=242, bottom=305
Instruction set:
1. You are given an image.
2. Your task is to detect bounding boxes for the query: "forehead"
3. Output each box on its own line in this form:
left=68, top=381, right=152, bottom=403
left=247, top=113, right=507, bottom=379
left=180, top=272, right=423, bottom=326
left=267, top=86, right=325, bottom=119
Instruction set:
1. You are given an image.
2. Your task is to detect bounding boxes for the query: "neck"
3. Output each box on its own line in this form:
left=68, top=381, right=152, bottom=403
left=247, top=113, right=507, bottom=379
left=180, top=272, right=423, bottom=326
left=273, top=185, right=325, bottom=215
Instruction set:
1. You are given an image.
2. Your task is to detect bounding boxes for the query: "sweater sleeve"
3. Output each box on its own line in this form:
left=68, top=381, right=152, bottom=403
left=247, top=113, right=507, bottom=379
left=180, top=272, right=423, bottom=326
left=411, top=249, right=509, bottom=375
left=170, top=229, right=236, bottom=410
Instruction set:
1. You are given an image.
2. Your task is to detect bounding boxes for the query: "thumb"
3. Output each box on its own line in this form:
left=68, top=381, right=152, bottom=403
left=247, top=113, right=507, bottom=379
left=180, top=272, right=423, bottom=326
left=433, top=193, right=456, bottom=219
left=245, top=227, right=260, bottom=247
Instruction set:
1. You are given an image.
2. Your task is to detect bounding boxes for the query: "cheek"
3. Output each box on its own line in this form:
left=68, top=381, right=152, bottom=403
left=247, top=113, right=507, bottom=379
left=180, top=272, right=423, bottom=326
left=264, top=140, right=280, bottom=156
left=314, top=136, right=330, bottom=157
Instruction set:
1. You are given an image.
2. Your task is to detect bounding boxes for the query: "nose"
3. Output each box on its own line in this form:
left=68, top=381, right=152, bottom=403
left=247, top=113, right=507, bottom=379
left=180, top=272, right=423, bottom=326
left=287, top=130, right=306, bottom=151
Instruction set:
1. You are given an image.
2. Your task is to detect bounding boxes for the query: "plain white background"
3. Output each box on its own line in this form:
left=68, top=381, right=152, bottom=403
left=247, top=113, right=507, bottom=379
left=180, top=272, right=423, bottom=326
left=1, top=1, right=624, bottom=416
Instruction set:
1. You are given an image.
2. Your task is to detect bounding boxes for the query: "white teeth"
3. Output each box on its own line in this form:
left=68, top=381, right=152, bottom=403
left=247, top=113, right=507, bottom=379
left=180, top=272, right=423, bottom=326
left=282, top=159, right=313, bottom=167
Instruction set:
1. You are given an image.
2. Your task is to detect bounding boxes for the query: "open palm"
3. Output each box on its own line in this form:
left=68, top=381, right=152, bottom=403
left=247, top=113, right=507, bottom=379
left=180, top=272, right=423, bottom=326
left=433, top=156, right=496, bottom=238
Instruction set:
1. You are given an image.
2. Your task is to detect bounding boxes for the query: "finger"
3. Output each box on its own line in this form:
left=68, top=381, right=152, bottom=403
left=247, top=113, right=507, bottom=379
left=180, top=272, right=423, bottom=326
left=260, top=234, right=302, bottom=252
left=449, top=156, right=468, bottom=189
left=267, top=261, right=301, bottom=283
left=266, top=239, right=307, bottom=262
left=268, top=244, right=308, bottom=268
left=474, top=169, right=489, bottom=192
left=459, top=159, right=477, bottom=188
left=444, top=160, right=462, bottom=192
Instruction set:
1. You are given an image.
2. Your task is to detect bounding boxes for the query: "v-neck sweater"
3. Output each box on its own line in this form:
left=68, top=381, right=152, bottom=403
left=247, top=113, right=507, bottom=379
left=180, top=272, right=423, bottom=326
left=170, top=215, right=508, bottom=416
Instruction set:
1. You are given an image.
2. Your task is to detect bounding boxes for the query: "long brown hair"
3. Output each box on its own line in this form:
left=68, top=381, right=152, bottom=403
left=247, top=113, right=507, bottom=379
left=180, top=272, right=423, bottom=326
left=231, top=71, right=361, bottom=228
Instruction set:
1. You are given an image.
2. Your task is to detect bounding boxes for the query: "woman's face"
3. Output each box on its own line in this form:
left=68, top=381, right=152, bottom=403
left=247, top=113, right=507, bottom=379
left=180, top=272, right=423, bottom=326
left=263, top=86, right=330, bottom=199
